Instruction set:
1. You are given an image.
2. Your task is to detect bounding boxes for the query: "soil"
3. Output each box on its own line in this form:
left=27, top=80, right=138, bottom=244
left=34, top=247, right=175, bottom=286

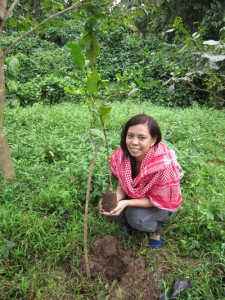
left=102, top=190, right=117, bottom=212
left=79, top=235, right=161, bottom=299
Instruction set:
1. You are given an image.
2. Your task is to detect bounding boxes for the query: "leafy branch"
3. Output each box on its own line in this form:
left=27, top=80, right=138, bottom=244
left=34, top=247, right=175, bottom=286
left=164, top=17, right=225, bottom=107
left=3, top=0, right=100, bottom=58
left=65, top=5, right=113, bottom=189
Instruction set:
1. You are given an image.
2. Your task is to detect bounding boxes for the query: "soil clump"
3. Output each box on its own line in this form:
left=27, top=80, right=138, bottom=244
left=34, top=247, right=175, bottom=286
left=80, top=235, right=160, bottom=299
left=101, top=190, right=117, bottom=212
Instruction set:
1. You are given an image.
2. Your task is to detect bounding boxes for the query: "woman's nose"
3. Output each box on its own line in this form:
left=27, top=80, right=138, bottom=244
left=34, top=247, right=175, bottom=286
left=131, top=138, right=139, bottom=145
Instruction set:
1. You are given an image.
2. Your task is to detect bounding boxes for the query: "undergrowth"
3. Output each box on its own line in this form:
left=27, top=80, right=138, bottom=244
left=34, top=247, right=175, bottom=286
left=0, top=101, right=224, bottom=299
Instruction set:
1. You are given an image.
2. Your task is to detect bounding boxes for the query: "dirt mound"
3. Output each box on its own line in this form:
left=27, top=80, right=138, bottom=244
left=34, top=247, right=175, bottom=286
left=80, top=235, right=160, bottom=299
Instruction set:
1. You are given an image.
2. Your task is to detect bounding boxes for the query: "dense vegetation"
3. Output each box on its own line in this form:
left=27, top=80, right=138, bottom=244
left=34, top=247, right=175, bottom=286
left=1, top=102, right=225, bottom=298
left=3, top=0, right=225, bottom=109
left=0, top=1, right=225, bottom=299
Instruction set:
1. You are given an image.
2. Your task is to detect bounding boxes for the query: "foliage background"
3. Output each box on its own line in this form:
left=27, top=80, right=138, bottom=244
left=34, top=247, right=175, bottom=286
left=3, top=0, right=225, bottom=109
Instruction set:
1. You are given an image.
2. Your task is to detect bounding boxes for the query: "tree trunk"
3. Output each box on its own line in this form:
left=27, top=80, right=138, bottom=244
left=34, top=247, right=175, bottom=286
left=0, top=1, right=16, bottom=181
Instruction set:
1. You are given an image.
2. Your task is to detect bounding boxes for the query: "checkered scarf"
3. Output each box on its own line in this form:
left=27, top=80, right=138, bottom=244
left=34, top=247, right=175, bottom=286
left=110, top=142, right=182, bottom=211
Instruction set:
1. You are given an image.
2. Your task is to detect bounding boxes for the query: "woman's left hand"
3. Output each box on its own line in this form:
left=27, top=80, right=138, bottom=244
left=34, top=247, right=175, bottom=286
left=101, top=200, right=128, bottom=216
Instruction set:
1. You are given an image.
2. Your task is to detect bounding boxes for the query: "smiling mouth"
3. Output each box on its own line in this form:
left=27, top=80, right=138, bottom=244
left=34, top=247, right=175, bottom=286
left=130, top=148, right=140, bottom=152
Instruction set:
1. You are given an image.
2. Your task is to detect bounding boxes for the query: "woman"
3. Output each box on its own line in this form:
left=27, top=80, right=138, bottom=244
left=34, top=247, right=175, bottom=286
left=99, top=114, right=182, bottom=250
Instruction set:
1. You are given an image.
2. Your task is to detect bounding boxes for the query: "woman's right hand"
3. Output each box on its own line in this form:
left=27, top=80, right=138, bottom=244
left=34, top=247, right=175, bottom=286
left=101, top=200, right=128, bottom=216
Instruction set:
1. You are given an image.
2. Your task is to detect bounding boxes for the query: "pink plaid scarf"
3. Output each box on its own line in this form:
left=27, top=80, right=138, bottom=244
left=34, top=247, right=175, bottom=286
left=110, top=142, right=182, bottom=211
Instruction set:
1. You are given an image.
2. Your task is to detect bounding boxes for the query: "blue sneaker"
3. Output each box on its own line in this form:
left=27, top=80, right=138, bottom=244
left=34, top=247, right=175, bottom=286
left=148, top=237, right=163, bottom=250
left=119, top=226, right=133, bottom=238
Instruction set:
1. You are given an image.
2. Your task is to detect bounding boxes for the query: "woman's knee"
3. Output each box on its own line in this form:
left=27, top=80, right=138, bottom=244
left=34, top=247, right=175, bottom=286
left=125, top=207, right=151, bottom=231
left=125, top=207, right=162, bottom=232
left=125, top=207, right=138, bottom=225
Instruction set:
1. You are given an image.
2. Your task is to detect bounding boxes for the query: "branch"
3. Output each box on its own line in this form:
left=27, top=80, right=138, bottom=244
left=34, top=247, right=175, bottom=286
left=3, top=0, right=98, bottom=57
left=99, top=114, right=113, bottom=190
left=176, top=80, right=225, bottom=104
left=3, top=0, right=19, bottom=25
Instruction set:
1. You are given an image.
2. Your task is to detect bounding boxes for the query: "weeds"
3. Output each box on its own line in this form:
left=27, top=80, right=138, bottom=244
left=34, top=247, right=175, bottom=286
left=0, top=101, right=224, bottom=298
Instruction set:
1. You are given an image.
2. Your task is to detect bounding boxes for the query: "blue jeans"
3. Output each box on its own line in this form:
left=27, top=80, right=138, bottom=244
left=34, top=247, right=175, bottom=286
left=104, top=206, right=176, bottom=233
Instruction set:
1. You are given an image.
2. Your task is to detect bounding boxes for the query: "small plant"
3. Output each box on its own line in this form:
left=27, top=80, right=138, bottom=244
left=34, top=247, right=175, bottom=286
left=63, top=3, right=118, bottom=277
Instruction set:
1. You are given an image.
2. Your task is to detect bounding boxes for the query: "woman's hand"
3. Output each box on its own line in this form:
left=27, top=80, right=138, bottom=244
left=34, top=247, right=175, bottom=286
left=99, top=198, right=105, bottom=213
left=100, top=200, right=128, bottom=216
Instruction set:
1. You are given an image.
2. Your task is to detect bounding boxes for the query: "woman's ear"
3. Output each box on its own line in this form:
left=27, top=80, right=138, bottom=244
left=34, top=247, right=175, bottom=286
left=150, top=139, right=156, bottom=147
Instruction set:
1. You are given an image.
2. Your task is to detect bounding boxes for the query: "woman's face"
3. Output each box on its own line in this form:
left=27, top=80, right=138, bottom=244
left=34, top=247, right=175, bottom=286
left=126, top=123, right=156, bottom=162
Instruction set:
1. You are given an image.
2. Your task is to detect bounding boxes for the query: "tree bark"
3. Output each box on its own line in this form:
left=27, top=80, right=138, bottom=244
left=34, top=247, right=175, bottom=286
left=0, top=0, right=16, bottom=181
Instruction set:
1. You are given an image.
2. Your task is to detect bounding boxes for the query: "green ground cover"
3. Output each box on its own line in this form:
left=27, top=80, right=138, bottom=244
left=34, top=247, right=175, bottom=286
left=0, top=101, right=224, bottom=299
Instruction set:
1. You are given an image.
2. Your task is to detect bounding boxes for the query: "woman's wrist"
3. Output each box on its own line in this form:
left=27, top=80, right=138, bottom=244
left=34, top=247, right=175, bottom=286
left=117, top=195, right=125, bottom=202
left=116, top=189, right=126, bottom=202
left=117, top=199, right=129, bottom=210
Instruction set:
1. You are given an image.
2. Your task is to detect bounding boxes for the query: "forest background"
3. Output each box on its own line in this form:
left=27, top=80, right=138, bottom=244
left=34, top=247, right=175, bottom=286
left=0, top=0, right=224, bottom=299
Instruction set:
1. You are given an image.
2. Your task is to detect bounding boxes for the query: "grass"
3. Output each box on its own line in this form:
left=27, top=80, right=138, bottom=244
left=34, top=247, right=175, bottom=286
left=0, top=100, right=225, bottom=299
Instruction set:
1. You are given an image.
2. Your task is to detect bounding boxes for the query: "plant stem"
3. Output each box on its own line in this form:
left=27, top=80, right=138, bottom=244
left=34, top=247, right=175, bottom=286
left=96, top=105, right=113, bottom=190
left=83, top=138, right=102, bottom=277
left=102, top=123, right=113, bottom=190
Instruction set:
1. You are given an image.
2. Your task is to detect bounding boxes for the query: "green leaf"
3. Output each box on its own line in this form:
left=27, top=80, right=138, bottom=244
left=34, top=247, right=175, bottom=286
left=76, top=88, right=86, bottom=95
left=64, top=87, right=76, bottom=95
left=42, top=0, right=64, bottom=11
left=79, top=33, right=91, bottom=45
left=179, top=26, right=189, bottom=36
left=57, top=71, right=83, bottom=82
left=86, top=67, right=100, bottom=94
left=64, top=87, right=86, bottom=95
left=8, top=56, right=19, bottom=70
left=173, top=17, right=182, bottom=27
left=115, top=73, right=123, bottom=81
left=67, top=43, right=85, bottom=73
left=99, top=104, right=112, bottom=116
left=146, top=80, right=162, bottom=87
left=93, top=36, right=100, bottom=56
left=85, top=16, right=98, bottom=29
left=85, top=35, right=100, bottom=62
left=48, top=151, right=54, bottom=157
left=171, top=67, right=181, bottom=76
left=135, top=78, right=144, bottom=87
left=98, top=104, right=112, bottom=127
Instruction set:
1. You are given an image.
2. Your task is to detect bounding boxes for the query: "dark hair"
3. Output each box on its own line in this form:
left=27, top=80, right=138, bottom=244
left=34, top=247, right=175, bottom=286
left=120, top=114, right=162, bottom=157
